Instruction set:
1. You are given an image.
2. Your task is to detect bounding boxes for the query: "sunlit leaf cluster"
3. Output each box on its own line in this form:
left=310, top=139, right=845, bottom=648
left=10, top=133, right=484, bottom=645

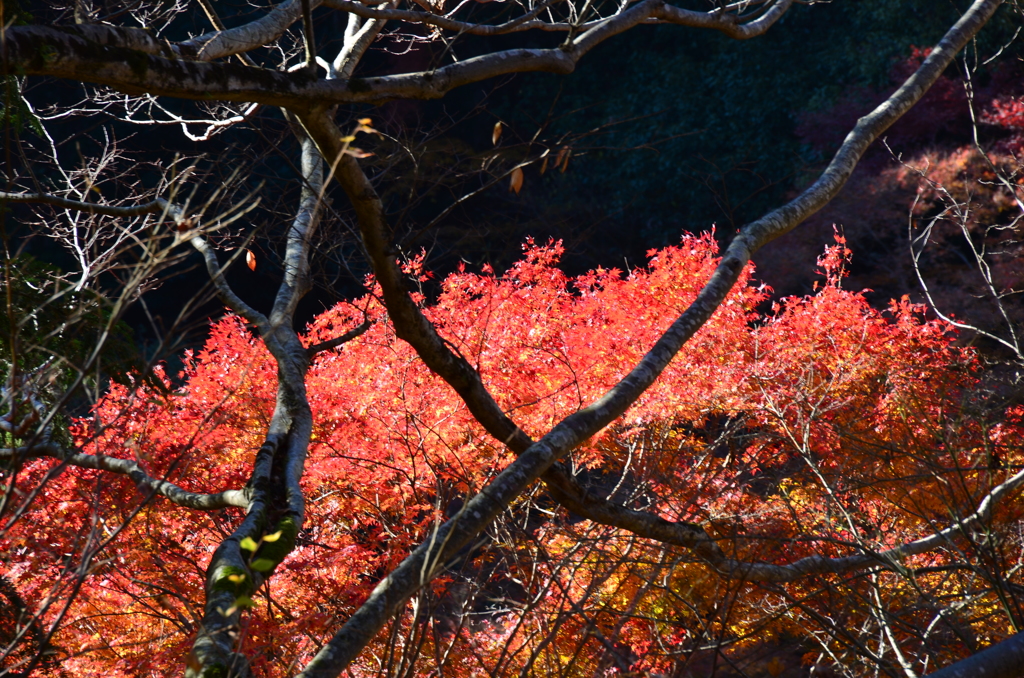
left=4, top=235, right=1021, bottom=676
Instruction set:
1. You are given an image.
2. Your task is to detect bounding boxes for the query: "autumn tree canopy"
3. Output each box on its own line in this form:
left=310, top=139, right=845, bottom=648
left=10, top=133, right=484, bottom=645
left=1, top=0, right=1023, bottom=676
left=7, top=233, right=1024, bottom=677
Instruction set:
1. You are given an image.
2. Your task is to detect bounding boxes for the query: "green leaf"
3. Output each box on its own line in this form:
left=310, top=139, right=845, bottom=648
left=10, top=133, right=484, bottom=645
left=239, top=537, right=259, bottom=553
left=250, top=558, right=276, bottom=572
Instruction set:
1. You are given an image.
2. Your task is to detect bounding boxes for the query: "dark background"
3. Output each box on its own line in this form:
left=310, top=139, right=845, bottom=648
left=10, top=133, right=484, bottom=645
left=6, top=0, right=1023, bottom=367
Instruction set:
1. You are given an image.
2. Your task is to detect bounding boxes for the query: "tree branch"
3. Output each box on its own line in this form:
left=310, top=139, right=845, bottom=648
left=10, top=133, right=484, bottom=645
left=0, top=25, right=320, bottom=109
left=305, top=318, right=371, bottom=357
left=1, top=188, right=271, bottom=337
left=294, top=2, right=1004, bottom=675
left=0, top=442, right=249, bottom=510
left=177, top=0, right=324, bottom=62
left=923, top=628, right=1024, bottom=678
left=332, top=12, right=386, bottom=81
left=318, top=0, right=791, bottom=38
left=712, top=466, right=1024, bottom=582
left=320, top=0, right=596, bottom=37
left=1, top=0, right=793, bottom=108
left=270, top=135, right=322, bottom=327
left=0, top=191, right=171, bottom=218
left=189, top=235, right=270, bottom=331
left=188, top=128, right=322, bottom=678
left=657, top=0, right=793, bottom=40
left=188, top=433, right=284, bottom=677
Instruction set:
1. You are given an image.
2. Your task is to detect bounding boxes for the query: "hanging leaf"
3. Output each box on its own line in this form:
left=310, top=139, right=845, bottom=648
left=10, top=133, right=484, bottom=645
left=250, top=558, right=276, bottom=573
left=354, top=119, right=378, bottom=135
left=539, top=154, right=549, bottom=176
left=245, top=249, right=256, bottom=271
left=509, top=166, right=524, bottom=195
left=343, top=147, right=374, bottom=159
left=558, top=147, right=572, bottom=173
left=554, top=146, right=568, bottom=168
left=492, top=121, right=503, bottom=146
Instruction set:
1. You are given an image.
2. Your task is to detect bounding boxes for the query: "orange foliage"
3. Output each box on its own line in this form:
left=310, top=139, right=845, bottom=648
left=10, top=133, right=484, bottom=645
left=3, top=234, right=1022, bottom=676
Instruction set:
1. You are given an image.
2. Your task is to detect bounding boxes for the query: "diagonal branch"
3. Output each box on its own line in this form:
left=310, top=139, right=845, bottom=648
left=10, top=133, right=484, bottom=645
left=692, top=466, right=1024, bottom=583
left=177, top=0, right=324, bottom=62
left=332, top=12, right=387, bottom=80
left=0, top=442, right=249, bottom=510
left=305, top=318, right=371, bottom=357
left=190, top=235, right=270, bottom=331
left=294, top=2, right=1004, bottom=675
left=923, top=627, right=1024, bottom=678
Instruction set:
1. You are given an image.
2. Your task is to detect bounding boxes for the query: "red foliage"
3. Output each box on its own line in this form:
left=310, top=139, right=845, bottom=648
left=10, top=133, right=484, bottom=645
left=3, top=236, right=1022, bottom=676
left=982, top=94, right=1024, bottom=153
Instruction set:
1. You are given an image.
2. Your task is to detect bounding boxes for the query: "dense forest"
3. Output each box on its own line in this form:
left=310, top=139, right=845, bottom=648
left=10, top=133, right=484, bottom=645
left=2, top=0, right=1023, bottom=676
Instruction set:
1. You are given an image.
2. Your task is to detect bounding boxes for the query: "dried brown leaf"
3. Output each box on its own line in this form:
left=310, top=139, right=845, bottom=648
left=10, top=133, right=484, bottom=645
left=509, top=166, right=524, bottom=195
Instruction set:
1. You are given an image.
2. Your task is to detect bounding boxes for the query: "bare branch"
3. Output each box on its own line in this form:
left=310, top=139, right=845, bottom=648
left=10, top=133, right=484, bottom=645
left=188, top=433, right=285, bottom=675
left=318, top=0, right=791, bottom=38
left=0, top=0, right=794, bottom=108
left=305, top=318, right=371, bottom=357
left=0, top=442, right=249, bottom=510
left=188, top=126, right=323, bottom=678
left=320, top=0, right=587, bottom=37
left=332, top=13, right=387, bottom=80
left=270, top=136, right=323, bottom=327
left=0, top=25, right=318, bottom=109
left=0, top=191, right=170, bottom=218
left=189, top=235, right=270, bottom=330
left=923, top=629, right=1024, bottom=678
left=177, top=0, right=323, bottom=62
left=717, top=466, right=1024, bottom=582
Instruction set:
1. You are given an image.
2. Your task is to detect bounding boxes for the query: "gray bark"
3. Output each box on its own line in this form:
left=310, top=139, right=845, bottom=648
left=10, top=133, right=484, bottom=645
left=0, top=442, right=249, bottom=510
left=0, top=1, right=791, bottom=107
left=185, top=136, right=325, bottom=676
left=923, top=632, right=1024, bottom=678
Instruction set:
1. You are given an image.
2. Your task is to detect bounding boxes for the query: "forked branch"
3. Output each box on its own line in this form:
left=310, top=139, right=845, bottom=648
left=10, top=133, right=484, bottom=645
left=0, top=0, right=794, bottom=108
left=294, top=2, right=1004, bottom=674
